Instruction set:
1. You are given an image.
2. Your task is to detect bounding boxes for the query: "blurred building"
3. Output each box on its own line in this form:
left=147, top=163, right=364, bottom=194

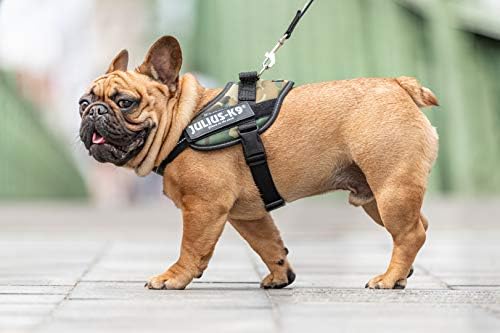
left=0, top=0, right=161, bottom=203
left=0, top=0, right=499, bottom=202
left=191, top=0, right=500, bottom=195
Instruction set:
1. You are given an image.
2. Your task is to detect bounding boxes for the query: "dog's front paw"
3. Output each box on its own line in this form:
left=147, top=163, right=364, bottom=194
left=260, top=268, right=296, bottom=289
left=365, top=273, right=407, bottom=289
left=145, top=268, right=192, bottom=290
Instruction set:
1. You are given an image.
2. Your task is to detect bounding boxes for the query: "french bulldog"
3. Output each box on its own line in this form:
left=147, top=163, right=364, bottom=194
left=79, top=36, right=438, bottom=290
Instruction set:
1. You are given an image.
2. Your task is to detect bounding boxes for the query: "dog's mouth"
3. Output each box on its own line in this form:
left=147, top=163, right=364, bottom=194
left=80, top=116, right=150, bottom=166
left=92, top=132, right=106, bottom=145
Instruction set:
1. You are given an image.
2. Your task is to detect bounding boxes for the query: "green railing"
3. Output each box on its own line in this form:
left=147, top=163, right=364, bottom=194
left=0, top=72, right=87, bottom=199
left=190, top=0, right=500, bottom=194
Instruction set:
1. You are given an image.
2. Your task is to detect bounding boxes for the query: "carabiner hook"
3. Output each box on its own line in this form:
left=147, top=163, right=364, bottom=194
left=257, top=0, right=314, bottom=77
left=258, top=35, right=287, bottom=77
left=261, top=51, right=276, bottom=72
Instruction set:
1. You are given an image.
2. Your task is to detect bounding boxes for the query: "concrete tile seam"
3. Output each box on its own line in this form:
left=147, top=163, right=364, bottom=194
left=32, top=242, right=111, bottom=332
left=415, top=263, right=453, bottom=290
left=246, top=246, right=284, bottom=332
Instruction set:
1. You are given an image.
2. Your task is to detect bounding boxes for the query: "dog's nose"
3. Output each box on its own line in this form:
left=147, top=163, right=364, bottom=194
left=88, top=104, right=108, bottom=117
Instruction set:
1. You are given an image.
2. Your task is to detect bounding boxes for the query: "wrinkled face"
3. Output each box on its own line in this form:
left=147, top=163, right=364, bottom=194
left=78, top=36, right=182, bottom=168
left=79, top=74, right=152, bottom=166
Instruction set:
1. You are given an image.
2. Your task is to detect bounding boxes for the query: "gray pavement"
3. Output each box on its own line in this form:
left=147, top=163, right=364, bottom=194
left=0, top=197, right=499, bottom=332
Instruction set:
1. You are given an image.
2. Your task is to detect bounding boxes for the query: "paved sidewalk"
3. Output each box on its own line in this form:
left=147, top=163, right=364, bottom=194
left=0, top=198, right=499, bottom=333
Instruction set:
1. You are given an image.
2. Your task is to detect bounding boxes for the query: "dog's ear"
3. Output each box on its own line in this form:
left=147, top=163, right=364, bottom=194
left=106, top=49, right=129, bottom=74
left=137, top=36, right=182, bottom=92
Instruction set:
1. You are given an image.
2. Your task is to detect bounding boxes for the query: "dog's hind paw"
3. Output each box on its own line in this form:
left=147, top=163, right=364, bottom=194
left=365, top=273, right=407, bottom=290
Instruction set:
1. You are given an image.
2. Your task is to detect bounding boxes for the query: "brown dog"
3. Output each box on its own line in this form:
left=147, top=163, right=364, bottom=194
left=79, top=36, right=438, bottom=290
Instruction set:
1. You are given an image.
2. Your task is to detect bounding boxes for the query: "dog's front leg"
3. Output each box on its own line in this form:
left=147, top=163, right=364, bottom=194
left=146, top=199, right=228, bottom=290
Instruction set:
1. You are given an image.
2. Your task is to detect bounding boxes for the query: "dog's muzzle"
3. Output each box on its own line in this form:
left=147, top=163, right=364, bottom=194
left=79, top=102, right=149, bottom=166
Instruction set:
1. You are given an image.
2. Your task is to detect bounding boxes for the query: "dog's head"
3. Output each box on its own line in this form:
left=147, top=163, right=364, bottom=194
left=79, top=36, right=182, bottom=169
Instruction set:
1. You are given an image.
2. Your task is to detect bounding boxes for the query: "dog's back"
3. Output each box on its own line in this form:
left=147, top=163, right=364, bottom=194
left=259, top=77, right=438, bottom=202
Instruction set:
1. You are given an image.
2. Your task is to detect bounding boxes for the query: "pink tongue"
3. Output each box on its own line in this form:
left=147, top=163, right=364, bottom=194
left=92, top=132, right=106, bottom=144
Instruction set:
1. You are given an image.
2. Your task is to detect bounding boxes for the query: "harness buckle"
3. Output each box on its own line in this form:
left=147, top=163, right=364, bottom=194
left=245, top=151, right=267, bottom=167
left=237, top=121, right=258, bottom=133
left=237, top=121, right=266, bottom=167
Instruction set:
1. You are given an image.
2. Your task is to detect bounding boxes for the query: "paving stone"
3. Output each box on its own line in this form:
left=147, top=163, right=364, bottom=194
left=267, top=288, right=500, bottom=304
left=53, top=298, right=271, bottom=318
left=484, top=303, right=500, bottom=316
left=0, top=285, right=72, bottom=294
left=0, top=200, right=499, bottom=333
left=0, top=294, right=64, bottom=304
left=69, top=281, right=270, bottom=306
left=0, top=304, right=54, bottom=316
left=276, top=303, right=500, bottom=333
left=290, top=273, right=445, bottom=289
left=0, top=315, right=44, bottom=332
left=39, top=307, right=276, bottom=333
left=0, top=268, right=89, bottom=286
left=434, top=274, right=500, bottom=286
left=0, top=241, right=104, bottom=285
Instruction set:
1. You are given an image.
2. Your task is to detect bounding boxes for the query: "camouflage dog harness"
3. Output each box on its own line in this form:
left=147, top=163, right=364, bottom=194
left=154, top=72, right=294, bottom=211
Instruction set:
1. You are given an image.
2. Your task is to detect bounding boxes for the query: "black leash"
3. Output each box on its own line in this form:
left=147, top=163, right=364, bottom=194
left=258, top=0, right=316, bottom=77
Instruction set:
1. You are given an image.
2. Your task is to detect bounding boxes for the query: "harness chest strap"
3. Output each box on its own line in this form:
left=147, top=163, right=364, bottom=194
left=237, top=117, right=285, bottom=211
left=236, top=71, right=284, bottom=210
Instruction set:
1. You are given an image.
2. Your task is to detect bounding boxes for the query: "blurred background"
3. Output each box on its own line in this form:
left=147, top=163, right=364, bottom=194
left=1, top=0, right=499, bottom=204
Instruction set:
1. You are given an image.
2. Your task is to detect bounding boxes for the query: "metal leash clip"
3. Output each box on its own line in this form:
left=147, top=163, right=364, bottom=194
left=257, top=0, right=315, bottom=77
left=258, top=35, right=287, bottom=77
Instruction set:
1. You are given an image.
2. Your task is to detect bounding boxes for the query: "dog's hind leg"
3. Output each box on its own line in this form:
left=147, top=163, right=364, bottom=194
left=364, top=179, right=427, bottom=289
left=364, top=199, right=429, bottom=232
left=229, top=214, right=295, bottom=289
left=362, top=200, right=384, bottom=227
left=362, top=199, right=421, bottom=278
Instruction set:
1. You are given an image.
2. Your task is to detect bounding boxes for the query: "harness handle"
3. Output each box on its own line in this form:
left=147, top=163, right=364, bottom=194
left=258, top=0, right=316, bottom=77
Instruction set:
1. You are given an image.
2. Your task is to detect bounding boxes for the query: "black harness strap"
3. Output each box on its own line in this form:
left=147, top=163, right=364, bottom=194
left=154, top=138, right=189, bottom=175
left=236, top=72, right=285, bottom=211
left=238, top=71, right=259, bottom=101
left=238, top=120, right=285, bottom=211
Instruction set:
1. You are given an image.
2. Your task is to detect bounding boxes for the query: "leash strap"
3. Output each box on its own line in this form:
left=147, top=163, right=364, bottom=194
left=284, top=0, right=315, bottom=39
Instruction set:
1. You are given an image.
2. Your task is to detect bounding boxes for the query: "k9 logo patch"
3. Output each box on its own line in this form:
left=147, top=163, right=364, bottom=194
left=185, top=102, right=255, bottom=141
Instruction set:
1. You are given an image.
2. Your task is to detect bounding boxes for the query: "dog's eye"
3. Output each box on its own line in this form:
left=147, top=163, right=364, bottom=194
left=117, top=99, right=134, bottom=109
left=79, top=100, right=89, bottom=114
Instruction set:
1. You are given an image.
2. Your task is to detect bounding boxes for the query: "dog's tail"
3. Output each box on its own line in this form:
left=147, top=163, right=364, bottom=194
left=396, top=76, right=439, bottom=108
